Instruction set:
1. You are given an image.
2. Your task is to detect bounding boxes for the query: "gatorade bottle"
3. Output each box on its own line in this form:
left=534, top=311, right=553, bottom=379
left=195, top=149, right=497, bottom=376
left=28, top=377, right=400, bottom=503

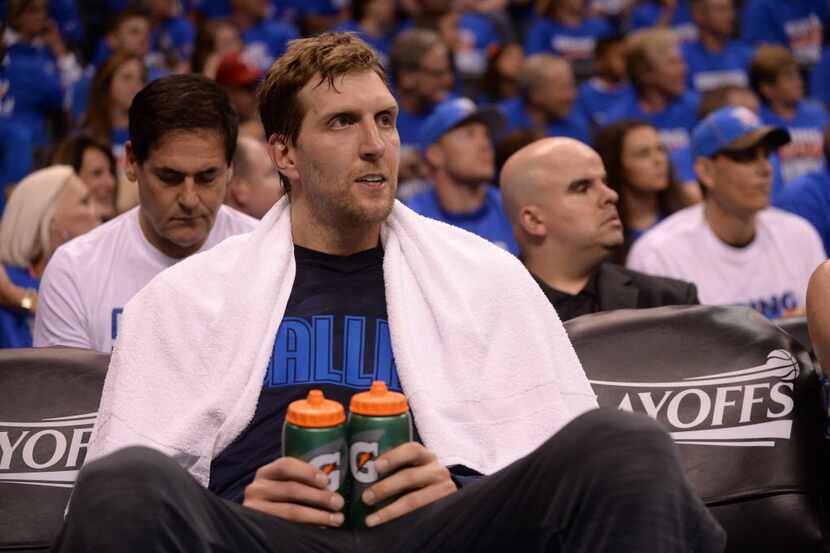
left=348, top=380, right=412, bottom=528
left=282, top=390, right=349, bottom=499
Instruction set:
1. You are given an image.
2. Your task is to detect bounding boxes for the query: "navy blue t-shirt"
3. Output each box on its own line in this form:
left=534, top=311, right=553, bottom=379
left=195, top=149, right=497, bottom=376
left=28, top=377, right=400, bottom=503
left=209, top=245, right=407, bottom=503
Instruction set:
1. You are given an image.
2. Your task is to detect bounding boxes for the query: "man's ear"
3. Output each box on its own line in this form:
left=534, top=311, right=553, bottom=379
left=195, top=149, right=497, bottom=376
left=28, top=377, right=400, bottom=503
left=124, top=141, right=139, bottom=183
left=266, top=133, right=299, bottom=183
left=519, top=205, right=546, bottom=238
left=694, top=156, right=715, bottom=194
left=424, top=143, right=444, bottom=169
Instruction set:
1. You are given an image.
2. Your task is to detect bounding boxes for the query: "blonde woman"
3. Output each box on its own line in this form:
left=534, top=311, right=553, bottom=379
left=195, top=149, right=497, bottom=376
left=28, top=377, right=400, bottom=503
left=0, top=166, right=99, bottom=347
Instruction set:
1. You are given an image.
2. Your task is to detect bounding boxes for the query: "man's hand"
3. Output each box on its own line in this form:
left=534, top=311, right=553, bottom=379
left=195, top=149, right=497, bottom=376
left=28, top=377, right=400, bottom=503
left=243, top=457, right=345, bottom=527
left=361, top=442, right=457, bottom=527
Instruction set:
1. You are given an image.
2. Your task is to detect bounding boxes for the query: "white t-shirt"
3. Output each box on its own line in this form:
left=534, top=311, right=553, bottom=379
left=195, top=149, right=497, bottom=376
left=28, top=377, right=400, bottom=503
left=33, top=206, right=257, bottom=352
left=627, top=204, right=826, bottom=318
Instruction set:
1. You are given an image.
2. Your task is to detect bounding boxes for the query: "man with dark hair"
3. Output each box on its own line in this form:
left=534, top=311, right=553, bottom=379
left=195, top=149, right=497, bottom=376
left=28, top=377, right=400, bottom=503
left=750, top=45, right=829, bottom=183
left=683, top=0, right=752, bottom=93
left=52, top=32, right=725, bottom=553
left=33, top=74, right=257, bottom=353
left=501, top=136, right=699, bottom=322
left=576, top=33, right=633, bottom=128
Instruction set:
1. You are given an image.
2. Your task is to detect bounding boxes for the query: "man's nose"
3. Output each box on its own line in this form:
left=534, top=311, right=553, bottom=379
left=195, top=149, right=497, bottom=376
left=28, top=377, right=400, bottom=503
left=359, top=122, right=386, bottom=160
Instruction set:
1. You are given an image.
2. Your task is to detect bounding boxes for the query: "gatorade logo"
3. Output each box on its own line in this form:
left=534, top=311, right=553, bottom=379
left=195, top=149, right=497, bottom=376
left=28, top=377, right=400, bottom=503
left=350, top=441, right=379, bottom=484
left=309, top=451, right=341, bottom=491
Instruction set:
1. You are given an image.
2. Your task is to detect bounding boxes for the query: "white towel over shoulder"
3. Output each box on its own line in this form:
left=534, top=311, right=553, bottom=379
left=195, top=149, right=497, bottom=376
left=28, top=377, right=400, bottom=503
left=89, top=198, right=597, bottom=485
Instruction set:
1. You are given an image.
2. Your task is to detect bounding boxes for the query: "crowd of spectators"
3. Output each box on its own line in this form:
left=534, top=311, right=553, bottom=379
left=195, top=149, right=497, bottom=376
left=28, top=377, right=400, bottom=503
left=2, top=0, right=830, bottom=348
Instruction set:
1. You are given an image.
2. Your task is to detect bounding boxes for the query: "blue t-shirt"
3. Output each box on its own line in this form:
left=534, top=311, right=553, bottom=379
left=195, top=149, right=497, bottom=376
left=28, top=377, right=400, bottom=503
left=631, top=0, right=697, bottom=42
left=498, top=96, right=591, bottom=144
left=810, top=47, right=830, bottom=107
left=576, top=78, right=634, bottom=127
left=0, top=43, right=64, bottom=148
left=150, top=16, right=196, bottom=66
left=0, top=265, right=39, bottom=348
left=741, top=0, right=827, bottom=66
left=774, top=167, right=830, bottom=255
left=208, top=245, right=406, bottom=502
left=682, top=39, right=753, bottom=93
left=605, top=91, right=700, bottom=152
left=760, top=101, right=829, bottom=183
left=50, top=0, right=85, bottom=47
left=397, top=103, right=433, bottom=149
left=523, top=16, right=613, bottom=61
left=405, top=187, right=519, bottom=255
left=241, top=20, right=301, bottom=71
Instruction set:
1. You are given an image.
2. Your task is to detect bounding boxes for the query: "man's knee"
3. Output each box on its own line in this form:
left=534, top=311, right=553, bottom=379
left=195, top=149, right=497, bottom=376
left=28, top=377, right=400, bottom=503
left=70, top=446, right=187, bottom=520
left=537, top=408, right=678, bottom=474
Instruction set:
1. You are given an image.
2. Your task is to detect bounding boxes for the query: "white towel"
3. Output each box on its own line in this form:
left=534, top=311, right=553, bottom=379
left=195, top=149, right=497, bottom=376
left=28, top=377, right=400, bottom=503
left=88, top=197, right=597, bottom=485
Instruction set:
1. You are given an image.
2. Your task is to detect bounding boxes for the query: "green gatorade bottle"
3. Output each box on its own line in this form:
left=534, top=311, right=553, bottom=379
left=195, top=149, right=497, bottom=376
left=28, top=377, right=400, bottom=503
left=282, top=390, right=349, bottom=499
left=348, top=380, right=412, bottom=528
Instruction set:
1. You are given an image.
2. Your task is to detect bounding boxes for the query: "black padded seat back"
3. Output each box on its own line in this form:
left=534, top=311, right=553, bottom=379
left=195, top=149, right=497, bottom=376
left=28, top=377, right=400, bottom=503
left=775, top=315, right=814, bottom=356
left=565, top=305, right=828, bottom=553
left=0, top=348, right=109, bottom=551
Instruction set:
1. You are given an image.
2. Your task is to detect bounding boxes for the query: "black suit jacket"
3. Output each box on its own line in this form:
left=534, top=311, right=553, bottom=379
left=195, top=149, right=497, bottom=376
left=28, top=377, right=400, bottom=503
left=595, top=262, right=699, bottom=311
left=535, top=262, right=699, bottom=321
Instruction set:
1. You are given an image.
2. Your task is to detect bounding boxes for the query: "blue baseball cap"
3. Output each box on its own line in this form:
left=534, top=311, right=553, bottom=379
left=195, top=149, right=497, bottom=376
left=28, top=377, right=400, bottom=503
left=691, top=106, right=790, bottom=159
left=418, top=98, right=505, bottom=151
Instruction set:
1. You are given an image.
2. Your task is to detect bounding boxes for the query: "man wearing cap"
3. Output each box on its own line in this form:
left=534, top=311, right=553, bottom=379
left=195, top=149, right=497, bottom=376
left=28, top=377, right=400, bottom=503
left=405, top=97, right=518, bottom=255
left=216, top=52, right=263, bottom=137
left=627, top=106, right=825, bottom=318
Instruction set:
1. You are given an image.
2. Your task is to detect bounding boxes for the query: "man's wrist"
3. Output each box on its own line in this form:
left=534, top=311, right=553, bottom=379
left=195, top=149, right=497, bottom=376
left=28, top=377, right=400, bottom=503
left=20, top=288, right=37, bottom=312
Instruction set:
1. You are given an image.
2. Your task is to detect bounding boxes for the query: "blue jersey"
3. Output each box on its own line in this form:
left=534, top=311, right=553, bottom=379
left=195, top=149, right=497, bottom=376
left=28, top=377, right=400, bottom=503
left=0, top=265, right=39, bottom=348
left=576, top=78, right=634, bottom=127
left=774, top=167, right=830, bottom=255
left=241, top=20, right=300, bottom=71
left=741, top=0, right=827, bottom=66
left=0, top=119, right=32, bottom=211
left=760, top=101, right=829, bottom=183
left=0, top=43, right=64, bottom=148
left=406, top=187, right=519, bottom=255
left=498, top=96, right=591, bottom=144
left=810, top=47, right=830, bottom=106
left=605, top=91, right=700, bottom=152
left=524, top=16, right=613, bottom=61
left=631, top=0, right=697, bottom=43
left=50, top=0, right=85, bottom=47
left=682, top=40, right=753, bottom=92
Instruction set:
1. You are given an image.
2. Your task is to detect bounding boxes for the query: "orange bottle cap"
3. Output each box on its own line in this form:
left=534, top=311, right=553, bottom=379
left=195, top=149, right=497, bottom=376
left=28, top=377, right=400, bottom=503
left=286, top=390, right=346, bottom=428
left=349, top=381, right=408, bottom=416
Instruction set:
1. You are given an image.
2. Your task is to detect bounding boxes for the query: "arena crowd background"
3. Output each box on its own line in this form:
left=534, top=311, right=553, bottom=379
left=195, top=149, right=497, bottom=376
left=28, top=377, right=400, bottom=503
left=1, top=0, right=830, bottom=347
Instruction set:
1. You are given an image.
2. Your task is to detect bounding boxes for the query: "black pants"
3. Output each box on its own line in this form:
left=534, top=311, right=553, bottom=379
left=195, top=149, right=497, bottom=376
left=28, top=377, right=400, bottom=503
left=51, top=408, right=726, bottom=553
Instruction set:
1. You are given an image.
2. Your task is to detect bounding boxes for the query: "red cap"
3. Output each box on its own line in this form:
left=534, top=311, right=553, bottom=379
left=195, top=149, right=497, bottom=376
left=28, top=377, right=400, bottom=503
left=215, top=52, right=262, bottom=88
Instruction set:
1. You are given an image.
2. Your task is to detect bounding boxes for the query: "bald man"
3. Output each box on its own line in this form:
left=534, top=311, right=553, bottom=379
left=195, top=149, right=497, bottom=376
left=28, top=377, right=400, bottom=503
left=501, top=137, right=698, bottom=321
left=226, top=136, right=284, bottom=219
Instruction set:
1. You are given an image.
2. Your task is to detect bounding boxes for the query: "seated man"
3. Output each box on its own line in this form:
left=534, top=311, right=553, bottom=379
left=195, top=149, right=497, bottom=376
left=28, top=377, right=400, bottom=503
left=501, top=136, right=699, bottom=322
left=52, top=32, right=725, bottom=553
left=628, top=106, right=826, bottom=318
left=406, top=97, right=518, bottom=254
left=33, top=74, right=258, bottom=352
